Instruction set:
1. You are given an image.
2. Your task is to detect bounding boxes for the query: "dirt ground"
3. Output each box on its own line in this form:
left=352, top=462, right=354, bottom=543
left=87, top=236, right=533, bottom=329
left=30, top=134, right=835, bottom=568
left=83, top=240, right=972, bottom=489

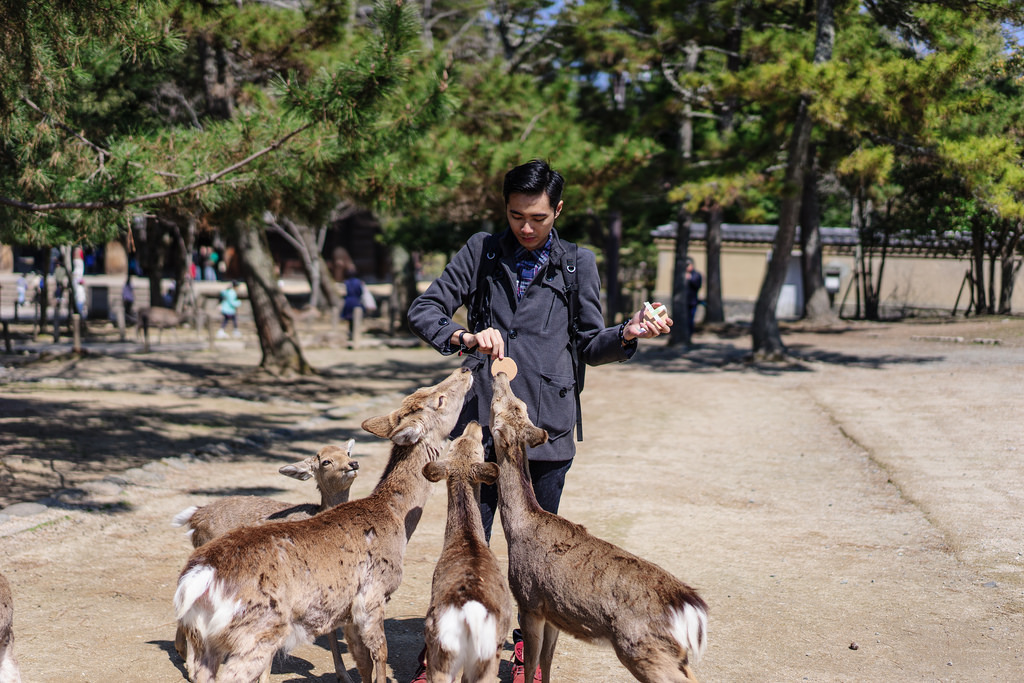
left=1, top=316, right=1022, bottom=682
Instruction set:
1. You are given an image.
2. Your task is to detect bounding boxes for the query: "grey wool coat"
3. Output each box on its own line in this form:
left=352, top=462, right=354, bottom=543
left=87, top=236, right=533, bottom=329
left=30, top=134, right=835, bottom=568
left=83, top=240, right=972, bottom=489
left=408, top=228, right=635, bottom=462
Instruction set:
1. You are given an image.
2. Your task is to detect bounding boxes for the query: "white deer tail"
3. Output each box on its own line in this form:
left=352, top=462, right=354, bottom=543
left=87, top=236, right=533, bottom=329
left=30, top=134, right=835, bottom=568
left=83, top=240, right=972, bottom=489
left=436, top=601, right=498, bottom=666
left=174, top=565, right=241, bottom=642
left=670, top=602, right=708, bottom=665
left=171, top=506, right=197, bottom=528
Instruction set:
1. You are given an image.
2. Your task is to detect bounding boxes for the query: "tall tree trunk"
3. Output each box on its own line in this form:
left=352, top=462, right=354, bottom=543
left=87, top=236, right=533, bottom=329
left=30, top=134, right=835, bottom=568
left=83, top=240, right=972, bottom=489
left=605, top=210, right=622, bottom=325
left=171, top=212, right=199, bottom=316
left=704, top=203, right=725, bottom=323
left=198, top=34, right=235, bottom=121
left=998, top=226, right=1022, bottom=314
left=971, top=218, right=988, bottom=315
left=236, top=224, right=313, bottom=375
left=800, top=145, right=835, bottom=323
left=752, top=0, right=834, bottom=357
left=670, top=205, right=693, bottom=346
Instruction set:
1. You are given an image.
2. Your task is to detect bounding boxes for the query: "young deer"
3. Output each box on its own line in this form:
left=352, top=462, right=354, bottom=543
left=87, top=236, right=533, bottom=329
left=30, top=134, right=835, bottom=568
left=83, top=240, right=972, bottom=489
left=0, top=573, right=22, bottom=683
left=171, top=441, right=360, bottom=679
left=489, top=372, right=708, bottom=683
left=421, top=421, right=512, bottom=683
left=172, top=441, right=360, bottom=548
left=174, top=366, right=473, bottom=683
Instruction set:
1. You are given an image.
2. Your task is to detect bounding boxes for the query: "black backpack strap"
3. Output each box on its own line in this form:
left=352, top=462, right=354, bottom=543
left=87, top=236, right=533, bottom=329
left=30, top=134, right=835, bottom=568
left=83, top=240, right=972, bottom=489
left=564, top=243, right=584, bottom=441
left=468, top=233, right=501, bottom=334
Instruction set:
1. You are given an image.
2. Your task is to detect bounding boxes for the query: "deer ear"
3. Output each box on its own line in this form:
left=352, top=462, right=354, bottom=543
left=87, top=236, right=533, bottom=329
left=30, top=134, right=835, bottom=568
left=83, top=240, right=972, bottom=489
left=473, top=462, right=500, bottom=486
left=279, top=459, right=314, bottom=481
left=391, top=422, right=425, bottom=445
left=527, top=426, right=549, bottom=448
left=422, top=461, right=447, bottom=482
left=362, top=414, right=397, bottom=438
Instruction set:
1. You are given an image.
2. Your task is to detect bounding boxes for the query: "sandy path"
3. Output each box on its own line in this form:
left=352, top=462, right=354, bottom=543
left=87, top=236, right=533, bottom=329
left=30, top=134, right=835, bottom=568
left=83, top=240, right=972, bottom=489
left=0, top=318, right=1022, bottom=682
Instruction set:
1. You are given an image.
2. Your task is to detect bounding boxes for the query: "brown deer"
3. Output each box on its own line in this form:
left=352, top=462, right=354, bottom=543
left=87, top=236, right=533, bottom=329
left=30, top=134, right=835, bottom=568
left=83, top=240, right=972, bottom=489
left=171, top=441, right=360, bottom=680
left=172, top=441, right=361, bottom=547
left=489, top=372, right=708, bottom=683
left=137, top=306, right=194, bottom=349
left=0, top=573, right=22, bottom=683
left=421, top=421, right=512, bottom=683
left=174, top=366, right=473, bottom=683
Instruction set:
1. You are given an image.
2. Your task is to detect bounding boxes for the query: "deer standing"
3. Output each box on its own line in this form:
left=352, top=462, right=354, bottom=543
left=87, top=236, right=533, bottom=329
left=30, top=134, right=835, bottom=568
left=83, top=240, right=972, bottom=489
left=489, top=372, right=708, bottom=683
left=174, top=366, right=473, bottom=683
left=0, top=573, right=22, bottom=683
left=421, top=421, right=512, bottom=683
left=137, top=306, right=194, bottom=349
left=171, top=441, right=360, bottom=680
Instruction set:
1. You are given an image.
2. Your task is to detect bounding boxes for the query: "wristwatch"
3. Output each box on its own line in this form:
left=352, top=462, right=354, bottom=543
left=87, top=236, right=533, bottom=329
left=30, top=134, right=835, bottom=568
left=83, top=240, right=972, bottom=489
left=458, top=330, right=470, bottom=356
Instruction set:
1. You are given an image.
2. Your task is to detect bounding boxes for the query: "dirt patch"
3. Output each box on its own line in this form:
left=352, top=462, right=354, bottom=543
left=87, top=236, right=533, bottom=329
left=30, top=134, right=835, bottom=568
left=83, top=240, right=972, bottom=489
left=1, top=316, right=1023, bottom=682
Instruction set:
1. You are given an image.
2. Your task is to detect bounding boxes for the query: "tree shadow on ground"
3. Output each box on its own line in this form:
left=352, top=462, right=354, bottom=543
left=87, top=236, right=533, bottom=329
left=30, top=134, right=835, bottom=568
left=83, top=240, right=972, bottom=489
left=637, top=333, right=945, bottom=376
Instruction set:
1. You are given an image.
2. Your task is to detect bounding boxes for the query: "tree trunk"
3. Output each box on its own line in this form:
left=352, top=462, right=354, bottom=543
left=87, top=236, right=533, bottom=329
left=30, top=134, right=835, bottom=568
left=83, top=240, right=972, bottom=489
left=271, top=216, right=341, bottom=314
left=171, top=213, right=199, bottom=316
left=141, top=217, right=168, bottom=307
left=998, top=227, right=1022, bottom=314
left=800, top=145, right=835, bottom=323
left=971, top=218, right=988, bottom=315
left=751, top=0, right=834, bottom=357
left=704, top=203, right=725, bottom=323
left=605, top=210, right=622, bottom=324
left=670, top=205, right=693, bottom=346
left=236, top=224, right=313, bottom=375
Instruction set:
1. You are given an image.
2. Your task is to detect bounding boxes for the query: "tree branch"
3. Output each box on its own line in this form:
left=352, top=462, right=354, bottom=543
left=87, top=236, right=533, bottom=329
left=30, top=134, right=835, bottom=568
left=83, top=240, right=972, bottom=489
left=0, top=122, right=315, bottom=212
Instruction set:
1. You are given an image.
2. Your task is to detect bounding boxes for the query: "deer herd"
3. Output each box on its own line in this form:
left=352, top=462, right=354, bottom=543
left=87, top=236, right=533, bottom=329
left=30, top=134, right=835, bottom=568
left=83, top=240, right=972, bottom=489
left=0, top=366, right=707, bottom=683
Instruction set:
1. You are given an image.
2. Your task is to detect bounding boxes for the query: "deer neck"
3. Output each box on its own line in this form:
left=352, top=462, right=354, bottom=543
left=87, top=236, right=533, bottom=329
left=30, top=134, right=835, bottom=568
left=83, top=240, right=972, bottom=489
left=443, top=480, right=487, bottom=546
left=370, top=440, right=443, bottom=537
left=318, top=487, right=351, bottom=511
left=496, top=439, right=543, bottom=533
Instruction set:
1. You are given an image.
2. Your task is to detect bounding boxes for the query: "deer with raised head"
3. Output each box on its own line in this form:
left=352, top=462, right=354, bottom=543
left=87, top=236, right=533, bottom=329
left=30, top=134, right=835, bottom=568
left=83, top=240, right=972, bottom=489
left=171, top=441, right=360, bottom=679
left=489, top=372, right=708, bottom=683
left=0, top=573, right=22, bottom=683
left=174, top=366, right=473, bottom=683
left=421, top=420, right=512, bottom=683
left=172, top=441, right=360, bottom=548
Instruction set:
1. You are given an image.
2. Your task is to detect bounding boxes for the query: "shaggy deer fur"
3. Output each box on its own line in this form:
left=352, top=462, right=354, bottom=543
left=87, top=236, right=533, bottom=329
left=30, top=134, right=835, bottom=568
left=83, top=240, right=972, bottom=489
left=171, top=441, right=360, bottom=680
left=174, top=366, right=473, bottom=683
left=421, top=421, right=512, bottom=683
left=489, top=372, right=708, bottom=683
left=0, top=573, right=22, bottom=683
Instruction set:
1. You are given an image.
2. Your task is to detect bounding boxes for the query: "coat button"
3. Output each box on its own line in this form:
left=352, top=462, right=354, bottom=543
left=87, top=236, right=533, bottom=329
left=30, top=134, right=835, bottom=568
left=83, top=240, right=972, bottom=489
left=509, top=329, right=518, bottom=339
left=439, top=318, right=449, bottom=326
left=559, top=388, right=568, bottom=398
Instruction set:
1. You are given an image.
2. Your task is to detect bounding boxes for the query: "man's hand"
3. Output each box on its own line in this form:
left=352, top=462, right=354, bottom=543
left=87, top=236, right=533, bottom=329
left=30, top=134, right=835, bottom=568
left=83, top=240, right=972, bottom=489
left=460, top=327, right=505, bottom=360
left=623, top=302, right=673, bottom=341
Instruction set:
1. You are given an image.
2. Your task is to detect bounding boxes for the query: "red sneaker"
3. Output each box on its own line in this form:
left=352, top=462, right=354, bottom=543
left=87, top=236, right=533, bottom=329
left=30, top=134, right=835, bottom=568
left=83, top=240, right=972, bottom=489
left=510, top=641, right=543, bottom=683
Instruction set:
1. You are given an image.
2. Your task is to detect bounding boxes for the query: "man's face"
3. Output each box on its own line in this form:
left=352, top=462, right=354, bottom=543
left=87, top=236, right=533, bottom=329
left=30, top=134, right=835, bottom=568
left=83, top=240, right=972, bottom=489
left=506, top=192, right=562, bottom=251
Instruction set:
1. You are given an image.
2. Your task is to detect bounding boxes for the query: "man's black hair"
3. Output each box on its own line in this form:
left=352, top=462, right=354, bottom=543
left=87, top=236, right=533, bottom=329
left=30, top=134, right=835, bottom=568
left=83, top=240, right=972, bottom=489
left=503, top=159, right=565, bottom=208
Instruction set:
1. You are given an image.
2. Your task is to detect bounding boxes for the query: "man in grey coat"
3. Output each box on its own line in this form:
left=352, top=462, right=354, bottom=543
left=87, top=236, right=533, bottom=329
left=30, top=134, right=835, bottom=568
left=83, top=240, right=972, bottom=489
left=406, top=159, right=671, bottom=683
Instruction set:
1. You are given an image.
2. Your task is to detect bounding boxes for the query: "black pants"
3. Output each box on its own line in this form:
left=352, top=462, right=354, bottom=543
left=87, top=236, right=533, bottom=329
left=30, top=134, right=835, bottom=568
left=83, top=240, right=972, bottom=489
left=479, top=458, right=573, bottom=542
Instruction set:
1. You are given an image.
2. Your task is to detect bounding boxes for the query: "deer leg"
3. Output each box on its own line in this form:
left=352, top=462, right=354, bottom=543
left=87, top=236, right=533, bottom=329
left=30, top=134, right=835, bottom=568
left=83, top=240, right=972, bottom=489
left=328, top=626, right=356, bottom=683
left=215, top=647, right=275, bottom=683
left=519, top=612, right=545, bottom=683
left=343, top=622, right=374, bottom=683
left=538, top=622, right=559, bottom=683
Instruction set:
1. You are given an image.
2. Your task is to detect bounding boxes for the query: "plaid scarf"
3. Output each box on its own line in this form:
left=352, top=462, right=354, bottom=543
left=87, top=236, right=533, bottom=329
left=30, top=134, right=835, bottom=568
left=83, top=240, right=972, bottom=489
left=514, top=233, right=553, bottom=300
